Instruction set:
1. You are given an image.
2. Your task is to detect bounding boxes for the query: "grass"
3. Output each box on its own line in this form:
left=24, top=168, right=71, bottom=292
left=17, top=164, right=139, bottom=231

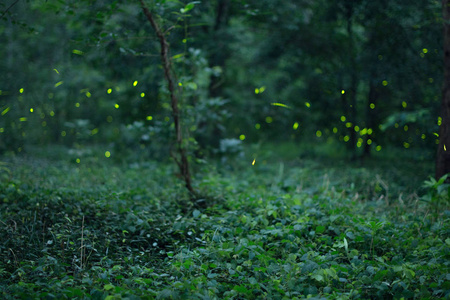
left=0, top=143, right=448, bottom=299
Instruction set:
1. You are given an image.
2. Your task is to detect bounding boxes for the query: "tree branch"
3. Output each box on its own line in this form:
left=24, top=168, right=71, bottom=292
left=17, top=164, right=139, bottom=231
left=1, top=0, right=20, bottom=19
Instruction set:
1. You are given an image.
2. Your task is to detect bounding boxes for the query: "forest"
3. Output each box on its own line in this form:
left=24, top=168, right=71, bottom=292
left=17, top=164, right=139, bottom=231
left=0, top=0, right=449, bottom=299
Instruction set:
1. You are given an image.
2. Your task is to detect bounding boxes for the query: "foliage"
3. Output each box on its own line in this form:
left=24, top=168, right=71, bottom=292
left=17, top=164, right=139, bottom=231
left=0, top=0, right=443, bottom=159
left=0, top=146, right=448, bottom=299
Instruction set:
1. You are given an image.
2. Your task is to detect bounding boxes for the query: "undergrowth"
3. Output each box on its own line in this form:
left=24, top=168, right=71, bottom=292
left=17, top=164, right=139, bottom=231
left=0, top=145, right=448, bottom=299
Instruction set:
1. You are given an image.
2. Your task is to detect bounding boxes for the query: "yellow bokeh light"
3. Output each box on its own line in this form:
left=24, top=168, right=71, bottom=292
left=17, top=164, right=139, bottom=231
left=421, top=134, right=426, bottom=140
left=255, top=88, right=259, bottom=94
left=19, top=88, right=24, bottom=93
left=340, top=116, right=346, bottom=122
left=178, top=82, right=182, bottom=87
left=403, top=142, right=410, bottom=148
left=255, top=123, right=261, bottom=130
left=402, top=101, right=407, bottom=108
left=316, top=130, right=322, bottom=137
left=344, top=135, right=350, bottom=142
left=61, top=131, right=66, bottom=137
left=50, top=111, right=55, bottom=117
left=182, top=39, right=187, bottom=43
left=346, top=122, right=352, bottom=128
left=85, top=92, right=91, bottom=98
left=140, top=93, right=145, bottom=98
left=422, top=48, right=428, bottom=54
left=133, top=81, right=138, bottom=86
left=370, top=103, right=375, bottom=109
left=367, top=139, right=372, bottom=145
left=0, top=128, right=3, bottom=133
left=30, top=108, right=34, bottom=113
left=105, top=151, right=111, bottom=158
left=341, top=90, right=345, bottom=94
left=354, top=126, right=360, bottom=132
left=293, top=122, right=299, bottom=130
left=376, top=145, right=382, bottom=151
left=75, top=103, right=80, bottom=107
left=239, top=134, right=246, bottom=140
left=368, top=128, right=373, bottom=135
left=438, top=117, right=442, bottom=126
left=76, top=158, right=81, bottom=163
left=107, top=88, right=112, bottom=94
left=404, top=125, right=408, bottom=131
left=333, top=127, right=338, bottom=133
left=265, top=116, right=273, bottom=123
left=114, top=104, right=119, bottom=109
left=164, top=116, right=170, bottom=122
left=305, top=102, right=311, bottom=108
left=146, top=116, right=153, bottom=121
left=382, top=80, right=388, bottom=86
left=252, top=158, right=256, bottom=165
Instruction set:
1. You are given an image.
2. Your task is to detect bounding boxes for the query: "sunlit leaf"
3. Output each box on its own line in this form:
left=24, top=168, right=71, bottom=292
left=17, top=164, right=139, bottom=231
left=54, top=81, right=63, bottom=88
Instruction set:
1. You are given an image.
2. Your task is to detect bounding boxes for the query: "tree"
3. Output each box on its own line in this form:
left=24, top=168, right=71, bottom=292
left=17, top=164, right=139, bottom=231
left=437, top=0, right=450, bottom=180
left=139, top=0, right=197, bottom=197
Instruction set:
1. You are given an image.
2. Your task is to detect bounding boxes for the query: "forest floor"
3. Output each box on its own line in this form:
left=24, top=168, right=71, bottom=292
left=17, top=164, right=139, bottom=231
left=0, top=144, right=449, bottom=299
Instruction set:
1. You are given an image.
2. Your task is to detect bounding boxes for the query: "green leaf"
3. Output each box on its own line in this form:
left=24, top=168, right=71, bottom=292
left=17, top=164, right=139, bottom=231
left=103, top=284, right=114, bottom=291
left=233, top=285, right=250, bottom=294
left=180, top=2, right=200, bottom=13
left=316, top=225, right=325, bottom=234
left=193, top=209, right=200, bottom=218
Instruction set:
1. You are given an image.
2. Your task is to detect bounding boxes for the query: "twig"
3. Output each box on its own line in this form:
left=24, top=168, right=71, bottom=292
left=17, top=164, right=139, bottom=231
left=1, top=0, right=20, bottom=19
left=80, top=216, right=85, bottom=270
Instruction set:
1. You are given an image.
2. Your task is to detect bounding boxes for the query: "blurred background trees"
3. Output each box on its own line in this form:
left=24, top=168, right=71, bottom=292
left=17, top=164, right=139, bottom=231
left=0, top=0, right=443, bottom=168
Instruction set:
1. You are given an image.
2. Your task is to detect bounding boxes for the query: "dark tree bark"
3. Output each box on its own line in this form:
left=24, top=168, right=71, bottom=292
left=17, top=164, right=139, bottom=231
left=437, top=0, right=450, bottom=180
left=209, top=0, right=231, bottom=98
left=139, top=0, right=197, bottom=196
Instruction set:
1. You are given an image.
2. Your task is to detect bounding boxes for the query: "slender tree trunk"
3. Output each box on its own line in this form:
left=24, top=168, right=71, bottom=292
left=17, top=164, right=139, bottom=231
left=437, top=0, right=450, bottom=180
left=139, top=0, right=197, bottom=196
left=345, top=3, right=358, bottom=157
left=209, top=0, right=230, bottom=98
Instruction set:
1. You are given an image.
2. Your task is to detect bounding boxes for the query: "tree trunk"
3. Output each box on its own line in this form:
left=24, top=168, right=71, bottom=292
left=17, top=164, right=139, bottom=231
left=436, top=0, right=450, bottom=180
left=139, top=0, right=197, bottom=196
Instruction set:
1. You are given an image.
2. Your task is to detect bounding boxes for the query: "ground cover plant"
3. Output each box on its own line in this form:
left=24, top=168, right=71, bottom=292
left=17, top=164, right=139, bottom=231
left=0, top=145, right=448, bottom=299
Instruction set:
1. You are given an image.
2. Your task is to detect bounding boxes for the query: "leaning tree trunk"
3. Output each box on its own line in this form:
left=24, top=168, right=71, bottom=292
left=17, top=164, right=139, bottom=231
left=139, top=0, right=197, bottom=196
left=437, top=0, right=450, bottom=180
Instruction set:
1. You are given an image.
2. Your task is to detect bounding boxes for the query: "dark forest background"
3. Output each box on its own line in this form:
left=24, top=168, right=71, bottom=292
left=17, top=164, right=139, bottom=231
left=0, top=0, right=443, bottom=166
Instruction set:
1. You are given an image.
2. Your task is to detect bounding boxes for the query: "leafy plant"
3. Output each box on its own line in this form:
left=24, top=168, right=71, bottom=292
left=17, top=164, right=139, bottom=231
left=422, top=174, right=450, bottom=214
